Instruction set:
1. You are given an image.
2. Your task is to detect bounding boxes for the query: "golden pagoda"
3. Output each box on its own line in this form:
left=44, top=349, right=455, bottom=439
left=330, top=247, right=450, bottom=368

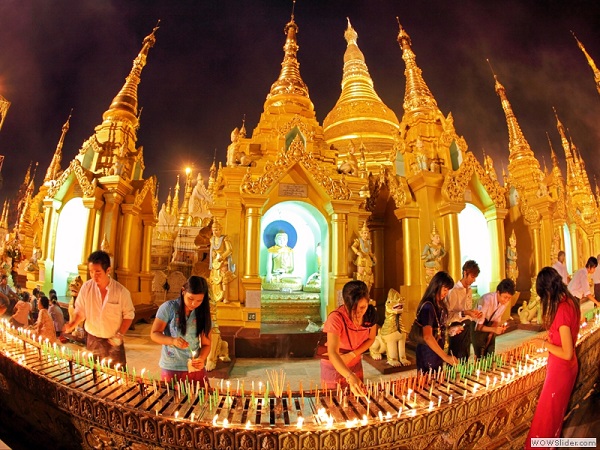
left=323, top=18, right=400, bottom=174
left=35, top=24, right=160, bottom=304
left=210, top=12, right=364, bottom=327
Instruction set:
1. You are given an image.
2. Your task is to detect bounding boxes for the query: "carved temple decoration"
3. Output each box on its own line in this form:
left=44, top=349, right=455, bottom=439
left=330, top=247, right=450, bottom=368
left=46, top=159, right=96, bottom=199
left=240, top=135, right=351, bottom=200
left=441, top=152, right=506, bottom=209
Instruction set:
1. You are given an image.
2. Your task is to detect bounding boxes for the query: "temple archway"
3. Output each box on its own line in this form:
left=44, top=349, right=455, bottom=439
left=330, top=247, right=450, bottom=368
left=458, top=203, right=492, bottom=296
left=53, top=198, right=88, bottom=296
left=259, top=200, right=328, bottom=325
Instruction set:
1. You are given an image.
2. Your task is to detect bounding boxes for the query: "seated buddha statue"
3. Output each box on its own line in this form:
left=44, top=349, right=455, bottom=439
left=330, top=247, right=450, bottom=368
left=263, top=232, right=302, bottom=291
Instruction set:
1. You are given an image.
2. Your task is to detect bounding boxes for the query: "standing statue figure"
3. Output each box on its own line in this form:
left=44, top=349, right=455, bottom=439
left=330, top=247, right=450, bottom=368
left=209, top=220, right=236, bottom=303
left=351, top=222, right=376, bottom=293
left=506, top=230, right=519, bottom=283
left=421, top=223, right=446, bottom=284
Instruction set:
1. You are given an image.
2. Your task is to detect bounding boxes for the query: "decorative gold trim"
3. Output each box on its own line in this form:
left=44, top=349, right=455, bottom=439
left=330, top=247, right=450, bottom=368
left=47, top=159, right=95, bottom=199
left=133, top=176, right=157, bottom=216
left=277, top=115, right=314, bottom=142
left=241, top=135, right=351, bottom=200
left=442, top=152, right=506, bottom=208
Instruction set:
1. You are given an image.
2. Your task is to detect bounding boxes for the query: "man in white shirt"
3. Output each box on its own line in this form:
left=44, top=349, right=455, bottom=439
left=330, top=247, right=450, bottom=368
left=552, top=251, right=570, bottom=285
left=567, top=256, right=600, bottom=308
left=445, top=260, right=483, bottom=359
left=472, top=279, right=515, bottom=357
left=64, top=250, right=135, bottom=365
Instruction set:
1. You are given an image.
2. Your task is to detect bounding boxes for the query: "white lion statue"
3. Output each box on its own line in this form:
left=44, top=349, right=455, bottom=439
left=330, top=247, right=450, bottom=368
left=369, top=288, right=411, bottom=367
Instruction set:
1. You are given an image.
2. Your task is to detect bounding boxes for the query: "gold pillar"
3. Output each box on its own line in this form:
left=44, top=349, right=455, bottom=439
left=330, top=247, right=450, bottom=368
left=531, top=225, right=542, bottom=273
left=243, top=205, right=262, bottom=280
left=370, top=217, right=385, bottom=304
left=438, top=203, right=464, bottom=282
left=41, top=199, right=61, bottom=293
left=326, top=200, right=353, bottom=313
left=141, top=217, right=154, bottom=274
left=569, top=223, right=579, bottom=270
left=118, top=204, right=138, bottom=272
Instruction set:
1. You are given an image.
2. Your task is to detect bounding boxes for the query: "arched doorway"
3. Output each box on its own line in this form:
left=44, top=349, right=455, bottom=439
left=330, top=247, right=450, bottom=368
left=259, top=201, right=328, bottom=324
left=457, top=203, right=493, bottom=295
left=53, top=198, right=88, bottom=296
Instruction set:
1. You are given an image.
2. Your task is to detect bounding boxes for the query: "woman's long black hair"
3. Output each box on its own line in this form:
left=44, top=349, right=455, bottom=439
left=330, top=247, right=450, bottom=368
left=177, top=276, right=212, bottom=340
left=536, top=266, right=580, bottom=329
left=418, top=271, right=454, bottom=310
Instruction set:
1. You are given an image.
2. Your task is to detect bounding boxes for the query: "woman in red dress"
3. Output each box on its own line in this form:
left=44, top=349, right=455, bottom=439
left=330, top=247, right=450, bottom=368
left=526, top=267, right=580, bottom=449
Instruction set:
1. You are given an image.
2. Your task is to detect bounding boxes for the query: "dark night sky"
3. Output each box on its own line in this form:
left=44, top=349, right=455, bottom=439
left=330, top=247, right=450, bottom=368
left=1, top=1, right=600, bottom=206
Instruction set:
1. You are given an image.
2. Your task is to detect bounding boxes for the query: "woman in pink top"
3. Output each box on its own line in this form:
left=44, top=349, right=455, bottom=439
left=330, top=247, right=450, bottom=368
left=526, top=267, right=580, bottom=449
left=320, top=280, right=377, bottom=397
left=10, top=292, right=32, bottom=328
left=34, top=296, right=56, bottom=343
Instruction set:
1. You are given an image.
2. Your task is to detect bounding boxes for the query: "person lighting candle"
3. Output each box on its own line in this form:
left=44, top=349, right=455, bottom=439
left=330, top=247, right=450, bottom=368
left=413, top=271, right=459, bottom=372
left=150, top=276, right=211, bottom=386
left=320, top=280, right=377, bottom=397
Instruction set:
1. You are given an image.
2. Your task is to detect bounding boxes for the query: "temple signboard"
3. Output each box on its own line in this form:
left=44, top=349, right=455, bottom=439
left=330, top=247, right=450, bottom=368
left=278, top=183, right=308, bottom=198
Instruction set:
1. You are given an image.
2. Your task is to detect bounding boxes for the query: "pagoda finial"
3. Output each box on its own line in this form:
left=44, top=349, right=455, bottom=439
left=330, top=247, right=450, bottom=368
left=240, top=115, right=247, bottom=138
left=553, top=107, right=573, bottom=164
left=44, top=109, right=72, bottom=183
left=491, top=68, right=533, bottom=161
left=571, top=31, right=600, bottom=96
left=396, top=18, right=438, bottom=114
left=102, top=21, right=159, bottom=127
left=265, top=8, right=309, bottom=102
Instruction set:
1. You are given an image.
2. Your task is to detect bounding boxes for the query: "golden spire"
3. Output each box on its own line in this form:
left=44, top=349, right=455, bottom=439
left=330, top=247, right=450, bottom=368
left=547, top=132, right=563, bottom=180
left=172, top=175, right=180, bottom=219
left=44, top=110, right=72, bottom=183
left=553, top=108, right=574, bottom=177
left=0, top=200, right=8, bottom=229
left=396, top=18, right=439, bottom=113
left=265, top=7, right=310, bottom=103
left=178, top=168, right=193, bottom=226
left=102, top=22, right=159, bottom=127
left=166, top=187, right=172, bottom=215
left=491, top=70, right=534, bottom=161
left=572, top=31, right=600, bottom=96
left=0, top=94, right=10, bottom=131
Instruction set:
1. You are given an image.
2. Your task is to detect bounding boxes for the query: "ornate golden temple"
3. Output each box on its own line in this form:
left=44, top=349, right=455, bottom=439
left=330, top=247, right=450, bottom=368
left=1, top=11, right=600, bottom=450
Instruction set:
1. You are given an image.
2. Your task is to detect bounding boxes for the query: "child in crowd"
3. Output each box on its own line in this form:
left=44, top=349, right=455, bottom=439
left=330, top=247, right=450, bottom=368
left=48, top=295, right=65, bottom=338
left=34, top=296, right=56, bottom=343
left=10, top=292, right=32, bottom=328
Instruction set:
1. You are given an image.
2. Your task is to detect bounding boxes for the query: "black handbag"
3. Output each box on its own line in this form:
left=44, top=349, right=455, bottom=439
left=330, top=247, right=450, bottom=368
left=408, top=301, right=438, bottom=345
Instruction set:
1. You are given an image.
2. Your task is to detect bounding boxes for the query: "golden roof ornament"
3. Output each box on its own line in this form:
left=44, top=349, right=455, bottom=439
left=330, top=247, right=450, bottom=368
left=324, top=18, right=399, bottom=136
left=44, top=110, right=72, bottom=184
left=0, top=94, right=10, bottom=131
left=572, top=31, right=600, bottom=96
left=491, top=70, right=533, bottom=161
left=396, top=18, right=438, bottom=113
left=103, top=21, right=159, bottom=127
left=265, top=4, right=310, bottom=104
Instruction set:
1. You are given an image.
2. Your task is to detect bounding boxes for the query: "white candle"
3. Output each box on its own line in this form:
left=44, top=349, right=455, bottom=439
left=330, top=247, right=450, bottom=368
left=449, top=395, right=453, bottom=404
left=437, top=395, right=441, bottom=407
